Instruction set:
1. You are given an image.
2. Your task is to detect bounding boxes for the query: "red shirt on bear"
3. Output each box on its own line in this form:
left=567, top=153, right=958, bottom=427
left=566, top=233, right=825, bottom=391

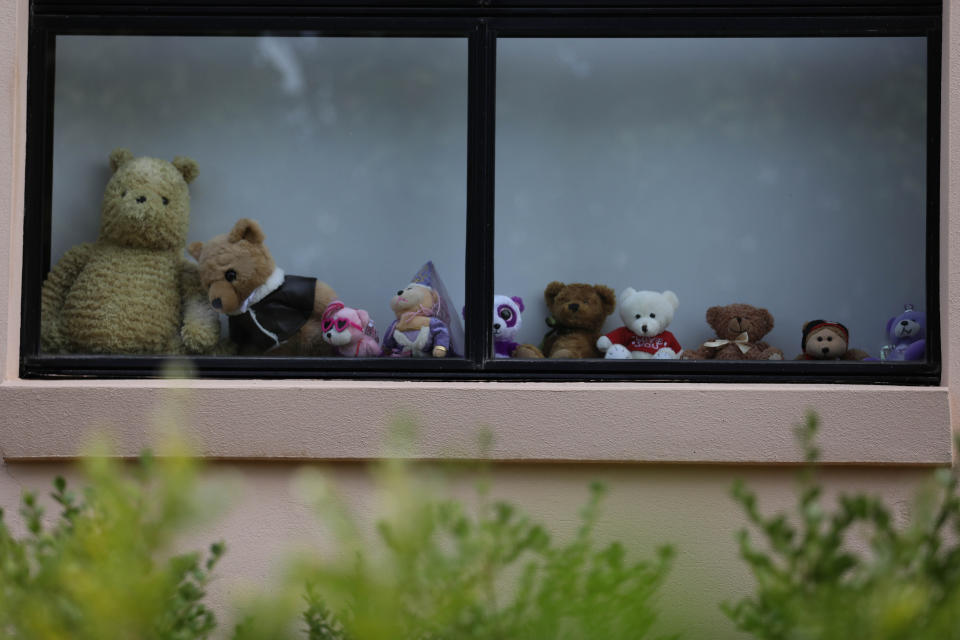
left=603, top=327, right=681, bottom=355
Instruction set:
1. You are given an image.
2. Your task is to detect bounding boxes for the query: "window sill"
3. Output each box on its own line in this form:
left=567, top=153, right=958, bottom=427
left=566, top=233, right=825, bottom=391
left=0, top=379, right=950, bottom=464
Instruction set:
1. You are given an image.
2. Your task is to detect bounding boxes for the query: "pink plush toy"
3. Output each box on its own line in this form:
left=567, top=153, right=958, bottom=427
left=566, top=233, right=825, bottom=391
left=320, top=301, right=381, bottom=357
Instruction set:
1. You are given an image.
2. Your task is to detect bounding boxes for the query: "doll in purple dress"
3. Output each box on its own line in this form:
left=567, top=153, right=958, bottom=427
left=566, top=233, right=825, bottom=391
left=382, top=283, right=450, bottom=358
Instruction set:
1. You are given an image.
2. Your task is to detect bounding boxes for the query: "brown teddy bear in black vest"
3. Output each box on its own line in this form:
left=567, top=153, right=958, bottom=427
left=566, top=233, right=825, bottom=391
left=188, top=218, right=337, bottom=356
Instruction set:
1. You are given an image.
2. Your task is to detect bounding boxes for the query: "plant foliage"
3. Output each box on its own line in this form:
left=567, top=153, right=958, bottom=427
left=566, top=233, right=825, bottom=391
left=0, top=451, right=224, bottom=640
left=725, top=411, right=960, bottom=640
left=283, top=458, right=676, bottom=640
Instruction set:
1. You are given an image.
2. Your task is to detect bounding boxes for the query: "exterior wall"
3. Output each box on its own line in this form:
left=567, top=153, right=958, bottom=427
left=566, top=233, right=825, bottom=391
left=0, top=460, right=935, bottom=639
left=0, top=2, right=957, bottom=640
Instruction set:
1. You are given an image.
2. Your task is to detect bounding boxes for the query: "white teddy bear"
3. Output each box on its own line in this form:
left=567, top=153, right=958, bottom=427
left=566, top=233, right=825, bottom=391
left=596, top=288, right=682, bottom=359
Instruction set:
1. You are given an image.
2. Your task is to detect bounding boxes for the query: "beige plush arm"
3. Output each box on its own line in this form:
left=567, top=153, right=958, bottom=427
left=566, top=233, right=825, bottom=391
left=178, top=258, right=221, bottom=354
left=40, top=243, right=95, bottom=352
left=312, top=280, right=338, bottom=315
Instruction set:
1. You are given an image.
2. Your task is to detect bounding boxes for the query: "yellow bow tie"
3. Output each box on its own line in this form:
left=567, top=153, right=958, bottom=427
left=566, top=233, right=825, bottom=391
left=703, top=332, right=751, bottom=354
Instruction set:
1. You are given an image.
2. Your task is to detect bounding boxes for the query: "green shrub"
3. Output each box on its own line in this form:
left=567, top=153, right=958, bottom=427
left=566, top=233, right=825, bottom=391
left=0, top=450, right=224, bottom=640
left=725, top=412, right=960, bottom=640
left=235, top=453, right=677, bottom=640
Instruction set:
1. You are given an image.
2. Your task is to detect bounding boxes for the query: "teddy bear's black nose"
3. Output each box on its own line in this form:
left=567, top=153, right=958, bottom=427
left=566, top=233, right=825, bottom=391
left=901, top=320, right=909, bottom=326
left=494, top=322, right=501, bottom=330
left=135, top=195, right=146, bottom=204
left=568, top=303, right=579, bottom=312
left=642, top=324, right=648, bottom=333
left=397, top=290, right=404, bottom=296
left=326, top=332, right=332, bottom=338
left=211, top=298, right=222, bottom=309
left=822, top=347, right=829, bottom=354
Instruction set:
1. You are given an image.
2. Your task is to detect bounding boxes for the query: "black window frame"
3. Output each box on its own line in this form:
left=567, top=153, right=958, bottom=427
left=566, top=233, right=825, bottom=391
left=20, top=0, right=943, bottom=384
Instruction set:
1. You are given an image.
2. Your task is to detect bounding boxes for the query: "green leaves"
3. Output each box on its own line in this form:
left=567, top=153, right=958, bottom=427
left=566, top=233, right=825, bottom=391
left=725, top=411, right=960, bottom=640
left=0, top=453, right=224, bottom=640
left=295, top=466, right=675, bottom=640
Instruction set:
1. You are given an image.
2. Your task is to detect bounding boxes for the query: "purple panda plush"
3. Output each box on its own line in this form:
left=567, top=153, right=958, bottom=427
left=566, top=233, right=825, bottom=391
left=882, top=304, right=926, bottom=361
left=493, top=295, right=525, bottom=358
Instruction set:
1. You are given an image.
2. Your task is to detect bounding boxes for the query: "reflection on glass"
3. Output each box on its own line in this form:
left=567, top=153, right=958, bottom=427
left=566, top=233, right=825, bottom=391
left=495, top=37, right=927, bottom=363
left=45, top=36, right=467, bottom=357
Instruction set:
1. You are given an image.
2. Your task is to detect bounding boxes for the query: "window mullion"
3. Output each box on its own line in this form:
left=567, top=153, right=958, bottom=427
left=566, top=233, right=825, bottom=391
left=464, top=20, right=497, bottom=368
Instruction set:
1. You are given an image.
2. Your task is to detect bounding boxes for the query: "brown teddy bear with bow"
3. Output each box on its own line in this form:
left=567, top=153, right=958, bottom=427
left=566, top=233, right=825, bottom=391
left=681, top=303, right=784, bottom=360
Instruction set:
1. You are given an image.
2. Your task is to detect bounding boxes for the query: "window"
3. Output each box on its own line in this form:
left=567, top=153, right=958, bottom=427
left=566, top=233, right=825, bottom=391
left=20, top=1, right=942, bottom=383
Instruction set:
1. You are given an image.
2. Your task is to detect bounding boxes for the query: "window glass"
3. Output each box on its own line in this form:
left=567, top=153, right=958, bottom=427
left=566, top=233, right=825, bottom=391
left=495, top=37, right=927, bottom=363
left=46, top=35, right=467, bottom=358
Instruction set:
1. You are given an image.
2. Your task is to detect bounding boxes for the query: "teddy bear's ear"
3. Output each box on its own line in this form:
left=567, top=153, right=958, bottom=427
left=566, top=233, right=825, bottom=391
left=757, top=307, right=775, bottom=333
left=228, top=218, right=266, bottom=244
left=705, top=305, right=724, bottom=329
left=356, top=308, right=371, bottom=329
left=619, top=287, right=637, bottom=303
left=109, top=148, right=134, bottom=173
left=511, top=296, right=525, bottom=313
left=594, top=285, right=617, bottom=316
left=544, top=281, right=565, bottom=306
left=662, top=290, right=679, bottom=311
left=187, top=241, right=204, bottom=261
left=172, top=156, right=200, bottom=184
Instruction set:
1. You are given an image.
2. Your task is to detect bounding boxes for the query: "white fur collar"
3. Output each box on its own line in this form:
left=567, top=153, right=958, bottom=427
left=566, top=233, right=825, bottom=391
left=229, top=268, right=285, bottom=315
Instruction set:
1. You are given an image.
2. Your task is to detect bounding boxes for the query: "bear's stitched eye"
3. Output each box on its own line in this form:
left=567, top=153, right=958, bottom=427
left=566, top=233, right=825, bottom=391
left=635, top=314, right=641, bottom=319
left=827, top=336, right=833, bottom=341
left=499, top=308, right=513, bottom=321
left=225, top=269, right=237, bottom=282
left=817, top=336, right=823, bottom=342
left=162, top=196, right=169, bottom=206
left=649, top=313, right=656, bottom=319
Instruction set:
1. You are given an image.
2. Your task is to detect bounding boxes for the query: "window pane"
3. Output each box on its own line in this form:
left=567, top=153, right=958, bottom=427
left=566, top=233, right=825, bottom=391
left=46, top=35, right=467, bottom=358
left=496, top=37, right=927, bottom=363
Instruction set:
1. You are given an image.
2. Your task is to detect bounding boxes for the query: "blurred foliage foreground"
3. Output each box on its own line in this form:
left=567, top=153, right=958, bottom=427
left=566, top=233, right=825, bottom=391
left=0, top=413, right=958, bottom=640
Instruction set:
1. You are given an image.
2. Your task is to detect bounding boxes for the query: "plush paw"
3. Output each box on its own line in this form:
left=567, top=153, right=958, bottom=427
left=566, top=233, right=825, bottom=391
left=604, top=344, right=632, bottom=359
left=652, top=347, right=678, bottom=360
left=766, top=352, right=783, bottom=361
left=596, top=336, right=613, bottom=352
left=40, top=317, right=64, bottom=353
left=513, top=344, right=544, bottom=359
left=180, top=299, right=221, bottom=354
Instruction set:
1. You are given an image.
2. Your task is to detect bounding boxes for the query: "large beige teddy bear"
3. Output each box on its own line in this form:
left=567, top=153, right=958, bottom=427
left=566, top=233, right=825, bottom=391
left=40, top=148, right=220, bottom=354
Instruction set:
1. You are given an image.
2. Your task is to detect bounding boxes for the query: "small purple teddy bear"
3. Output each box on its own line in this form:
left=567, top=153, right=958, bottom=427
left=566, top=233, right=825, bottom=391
left=882, top=303, right=926, bottom=361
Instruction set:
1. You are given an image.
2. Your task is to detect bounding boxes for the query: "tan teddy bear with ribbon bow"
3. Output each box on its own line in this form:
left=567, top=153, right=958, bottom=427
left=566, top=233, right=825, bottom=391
left=681, top=303, right=784, bottom=360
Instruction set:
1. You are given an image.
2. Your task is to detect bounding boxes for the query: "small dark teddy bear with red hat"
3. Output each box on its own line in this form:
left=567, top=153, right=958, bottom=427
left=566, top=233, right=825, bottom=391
left=681, top=303, right=784, bottom=360
left=796, top=319, right=869, bottom=361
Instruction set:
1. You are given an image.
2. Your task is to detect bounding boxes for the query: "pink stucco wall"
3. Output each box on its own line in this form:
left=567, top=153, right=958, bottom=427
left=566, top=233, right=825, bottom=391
left=0, top=0, right=958, bottom=638
left=0, top=0, right=954, bottom=465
